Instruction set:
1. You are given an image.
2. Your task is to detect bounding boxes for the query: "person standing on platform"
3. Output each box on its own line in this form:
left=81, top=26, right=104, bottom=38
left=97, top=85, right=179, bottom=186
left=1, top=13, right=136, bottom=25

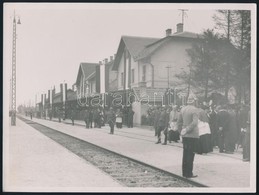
left=156, top=106, right=167, bottom=144
left=70, top=109, right=75, bottom=126
left=107, top=107, right=116, bottom=134
left=57, top=108, right=61, bottom=123
left=89, top=108, right=93, bottom=128
left=197, top=104, right=212, bottom=154
left=162, top=107, right=170, bottom=145
left=177, top=95, right=199, bottom=178
left=84, top=109, right=90, bottom=128
left=169, top=105, right=180, bottom=143
left=30, top=111, right=33, bottom=120
left=226, top=105, right=239, bottom=154
left=116, top=109, right=123, bottom=129
left=49, top=109, right=52, bottom=121
left=243, top=108, right=250, bottom=162
left=208, top=105, right=218, bottom=148
left=127, top=107, right=135, bottom=128
left=93, top=108, right=99, bottom=128
left=153, top=106, right=161, bottom=136
left=237, top=104, right=249, bottom=149
left=216, top=105, right=230, bottom=153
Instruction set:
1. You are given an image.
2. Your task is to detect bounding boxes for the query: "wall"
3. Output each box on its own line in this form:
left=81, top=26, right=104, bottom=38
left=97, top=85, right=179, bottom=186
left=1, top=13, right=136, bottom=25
left=129, top=58, right=139, bottom=88
left=150, top=39, right=193, bottom=89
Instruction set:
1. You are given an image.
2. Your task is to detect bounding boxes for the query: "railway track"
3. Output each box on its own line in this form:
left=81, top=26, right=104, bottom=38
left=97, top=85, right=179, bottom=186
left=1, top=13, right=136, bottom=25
left=18, top=116, right=207, bottom=188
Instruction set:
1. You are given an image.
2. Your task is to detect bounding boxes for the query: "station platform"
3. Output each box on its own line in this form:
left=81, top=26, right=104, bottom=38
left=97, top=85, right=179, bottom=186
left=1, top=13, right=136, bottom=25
left=9, top=115, right=253, bottom=191
left=4, top=119, right=122, bottom=192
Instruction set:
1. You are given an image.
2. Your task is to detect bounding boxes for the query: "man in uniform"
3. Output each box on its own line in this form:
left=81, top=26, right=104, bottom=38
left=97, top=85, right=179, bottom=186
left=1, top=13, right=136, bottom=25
left=177, top=95, right=199, bottom=178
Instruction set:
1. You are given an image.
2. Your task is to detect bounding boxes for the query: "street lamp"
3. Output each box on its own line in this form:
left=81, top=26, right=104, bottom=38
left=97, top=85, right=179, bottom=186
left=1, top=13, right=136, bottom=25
left=11, top=12, right=21, bottom=126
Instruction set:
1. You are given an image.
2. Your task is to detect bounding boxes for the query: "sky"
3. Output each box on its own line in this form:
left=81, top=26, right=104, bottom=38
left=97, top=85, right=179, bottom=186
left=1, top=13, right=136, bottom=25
left=3, top=3, right=253, bottom=107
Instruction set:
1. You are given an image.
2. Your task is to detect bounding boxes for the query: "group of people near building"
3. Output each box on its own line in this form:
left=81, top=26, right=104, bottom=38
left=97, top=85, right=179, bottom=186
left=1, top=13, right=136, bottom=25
left=151, top=95, right=250, bottom=178
left=150, top=97, right=250, bottom=177
left=81, top=106, right=134, bottom=133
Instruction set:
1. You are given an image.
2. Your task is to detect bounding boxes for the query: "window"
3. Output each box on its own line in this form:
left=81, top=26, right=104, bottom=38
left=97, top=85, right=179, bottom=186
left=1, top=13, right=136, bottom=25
left=142, top=65, right=146, bottom=82
left=131, top=69, right=135, bottom=83
left=121, top=72, right=124, bottom=86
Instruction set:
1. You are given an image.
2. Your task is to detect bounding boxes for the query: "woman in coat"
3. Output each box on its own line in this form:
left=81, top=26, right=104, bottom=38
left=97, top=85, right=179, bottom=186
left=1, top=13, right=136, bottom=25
left=197, top=104, right=212, bottom=154
left=169, top=105, right=180, bottom=143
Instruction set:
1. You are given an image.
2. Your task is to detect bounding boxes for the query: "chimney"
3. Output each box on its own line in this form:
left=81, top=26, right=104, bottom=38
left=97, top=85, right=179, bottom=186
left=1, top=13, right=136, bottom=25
left=166, top=28, right=172, bottom=37
left=110, top=56, right=113, bottom=61
left=176, top=23, right=183, bottom=33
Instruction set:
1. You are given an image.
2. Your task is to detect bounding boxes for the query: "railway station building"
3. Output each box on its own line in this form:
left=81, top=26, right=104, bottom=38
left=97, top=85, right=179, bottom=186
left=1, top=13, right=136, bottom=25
left=111, top=23, right=200, bottom=124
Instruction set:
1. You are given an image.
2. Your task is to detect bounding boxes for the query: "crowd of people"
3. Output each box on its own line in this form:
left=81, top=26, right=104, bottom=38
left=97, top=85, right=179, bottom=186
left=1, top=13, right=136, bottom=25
left=28, top=96, right=250, bottom=179
left=151, top=95, right=251, bottom=179
left=151, top=98, right=251, bottom=163
left=80, top=106, right=135, bottom=133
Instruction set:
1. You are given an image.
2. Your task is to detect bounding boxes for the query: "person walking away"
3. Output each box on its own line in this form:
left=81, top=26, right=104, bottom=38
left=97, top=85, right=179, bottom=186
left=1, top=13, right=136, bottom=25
left=156, top=106, right=167, bottom=144
left=107, top=107, right=116, bottom=134
left=216, top=105, right=230, bottom=153
left=177, top=95, right=199, bottom=178
left=169, top=105, right=180, bottom=143
left=243, top=108, right=250, bottom=161
left=116, top=109, right=123, bottom=129
left=127, top=107, right=135, bottom=128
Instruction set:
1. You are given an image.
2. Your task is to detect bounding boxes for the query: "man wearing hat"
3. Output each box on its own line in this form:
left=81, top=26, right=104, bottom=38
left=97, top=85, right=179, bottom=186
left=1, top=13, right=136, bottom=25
left=177, top=94, right=199, bottom=178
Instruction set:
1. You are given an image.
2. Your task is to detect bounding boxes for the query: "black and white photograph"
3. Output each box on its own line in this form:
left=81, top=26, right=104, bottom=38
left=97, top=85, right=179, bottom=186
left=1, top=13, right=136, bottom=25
left=3, top=3, right=256, bottom=192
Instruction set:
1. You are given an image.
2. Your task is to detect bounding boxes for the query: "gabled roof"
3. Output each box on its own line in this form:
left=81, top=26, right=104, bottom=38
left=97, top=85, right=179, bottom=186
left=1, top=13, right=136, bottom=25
left=135, top=31, right=200, bottom=60
left=76, top=62, right=99, bottom=86
left=112, top=36, right=159, bottom=70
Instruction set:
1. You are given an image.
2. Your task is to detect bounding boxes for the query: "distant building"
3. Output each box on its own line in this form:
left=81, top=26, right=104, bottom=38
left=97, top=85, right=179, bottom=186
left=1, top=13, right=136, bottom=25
left=112, top=23, right=199, bottom=124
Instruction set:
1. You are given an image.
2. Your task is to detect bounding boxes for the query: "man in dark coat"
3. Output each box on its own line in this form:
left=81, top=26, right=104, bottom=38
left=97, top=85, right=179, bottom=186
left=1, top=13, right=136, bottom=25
left=216, top=105, right=230, bottom=153
left=106, top=107, right=116, bottom=134
left=177, top=95, right=199, bottom=178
